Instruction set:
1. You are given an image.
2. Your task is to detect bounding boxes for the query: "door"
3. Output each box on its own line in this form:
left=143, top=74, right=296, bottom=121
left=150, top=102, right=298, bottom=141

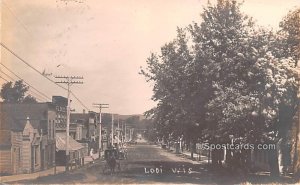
left=41, top=148, right=45, bottom=170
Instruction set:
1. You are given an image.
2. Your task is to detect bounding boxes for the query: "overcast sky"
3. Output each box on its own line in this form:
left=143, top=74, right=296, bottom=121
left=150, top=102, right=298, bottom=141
left=0, top=0, right=299, bottom=115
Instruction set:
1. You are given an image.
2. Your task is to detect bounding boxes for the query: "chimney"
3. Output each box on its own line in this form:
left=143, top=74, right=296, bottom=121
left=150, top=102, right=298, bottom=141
left=83, top=109, right=86, bottom=114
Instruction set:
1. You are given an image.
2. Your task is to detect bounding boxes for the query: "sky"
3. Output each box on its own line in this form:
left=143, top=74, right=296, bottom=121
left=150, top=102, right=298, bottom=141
left=0, top=0, right=299, bottom=115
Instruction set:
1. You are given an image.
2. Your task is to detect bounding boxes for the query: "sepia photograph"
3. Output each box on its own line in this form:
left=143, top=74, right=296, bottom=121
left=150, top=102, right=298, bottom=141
left=0, top=0, right=300, bottom=184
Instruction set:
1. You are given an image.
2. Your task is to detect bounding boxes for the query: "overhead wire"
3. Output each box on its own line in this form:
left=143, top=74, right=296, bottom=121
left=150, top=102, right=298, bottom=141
left=1, top=3, right=90, bottom=110
left=0, top=63, right=52, bottom=101
left=0, top=76, right=9, bottom=82
left=1, top=42, right=67, bottom=91
left=2, top=0, right=31, bottom=35
left=1, top=43, right=90, bottom=110
left=0, top=70, right=49, bottom=102
left=70, top=91, right=89, bottom=111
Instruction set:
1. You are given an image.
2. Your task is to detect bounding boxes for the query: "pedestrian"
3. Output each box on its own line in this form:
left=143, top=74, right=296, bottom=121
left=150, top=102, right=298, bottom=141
left=90, top=148, right=95, bottom=163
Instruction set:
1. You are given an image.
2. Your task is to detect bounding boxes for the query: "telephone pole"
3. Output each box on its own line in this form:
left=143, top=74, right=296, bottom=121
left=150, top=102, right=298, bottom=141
left=93, top=103, right=109, bottom=158
left=111, top=114, right=114, bottom=146
left=117, top=116, right=120, bottom=145
left=55, top=76, right=83, bottom=171
left=125, top=122, right=127, bottom=142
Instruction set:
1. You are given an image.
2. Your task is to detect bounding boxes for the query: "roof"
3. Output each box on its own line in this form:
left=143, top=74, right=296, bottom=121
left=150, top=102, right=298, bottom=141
left=56, top=132, right=84, bottom=151
left=1, top=103, right=51, bottom=134
left=1, top=103, right=54, bottom=120
left=52, top=96, right=67, bottom=106
left=70, top=113, right=90, bottom=124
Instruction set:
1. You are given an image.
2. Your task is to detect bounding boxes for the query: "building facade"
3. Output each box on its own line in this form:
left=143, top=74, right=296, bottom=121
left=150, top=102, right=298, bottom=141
left=70, top=111, right=98, bottom=152
left=52, top=96, right=67, bottom=133
left=0, top=103, right=56, bottom=174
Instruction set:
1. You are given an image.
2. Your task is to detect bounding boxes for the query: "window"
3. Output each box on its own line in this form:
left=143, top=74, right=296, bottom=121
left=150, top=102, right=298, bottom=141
left=48, top=120, right=51, bottom=139
left=34, top=146, right=39, bottom=165
left=52, top=120, right=55, bottom=139
left=18, top=148, right=21, bottom=162
left=49, top=121, right=52, bottom=138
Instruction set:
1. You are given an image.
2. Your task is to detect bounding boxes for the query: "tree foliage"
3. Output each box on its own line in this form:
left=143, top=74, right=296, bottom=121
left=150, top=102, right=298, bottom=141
left=279, top=7, right=300, bottom=63
left=0, top=80, right=37, bottom=103
left=141, top=0, right=299, bottom=174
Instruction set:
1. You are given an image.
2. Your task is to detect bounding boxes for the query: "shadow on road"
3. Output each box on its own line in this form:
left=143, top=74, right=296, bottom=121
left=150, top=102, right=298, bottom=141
left=9, top=143, right=299, bottom=184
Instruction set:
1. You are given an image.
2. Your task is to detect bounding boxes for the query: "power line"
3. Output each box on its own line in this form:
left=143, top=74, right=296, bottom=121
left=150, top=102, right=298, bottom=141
left=0, top=71, right=49, bottom=102
left=1, top=1, right=90, bottom=109
left=0, top=42, right=90, bottom=110
left=71, top=91, right=89, bottom=111
left=0, top=71, right=15, bottom=81
left=0, top=76, right=9, bottom=82
left=0, top=74, right=46, bottom=102
left=2, top=0, right=31, bottom=34
left=0, top=42, right=67, bottom=90
left=0, top=64, right=52, bottom=101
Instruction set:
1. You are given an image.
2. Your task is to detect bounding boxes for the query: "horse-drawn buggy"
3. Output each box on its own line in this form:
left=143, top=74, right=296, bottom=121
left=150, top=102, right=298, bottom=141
left=102, top=147, right=127, bottom=174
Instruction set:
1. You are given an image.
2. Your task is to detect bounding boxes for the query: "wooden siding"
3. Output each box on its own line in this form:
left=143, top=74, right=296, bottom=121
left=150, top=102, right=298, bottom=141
left=11, top=132, right=22, bottom=174
left=0, top=149, right=12, bottom=174
left=22, top=139, right=31, bottom=173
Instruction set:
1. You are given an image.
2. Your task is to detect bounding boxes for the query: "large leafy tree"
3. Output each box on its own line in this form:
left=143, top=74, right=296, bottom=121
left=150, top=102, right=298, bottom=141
left=279, top=8, right=300, bottom=64
left=141, top=0, right=299, bottom=177
left=278, top=6, right=300, bottom=178
left=0, top=80, right=37, bottom=103
left=189, top=1, right=298, bottom=175
left=140, top=28, right=196, bottom=142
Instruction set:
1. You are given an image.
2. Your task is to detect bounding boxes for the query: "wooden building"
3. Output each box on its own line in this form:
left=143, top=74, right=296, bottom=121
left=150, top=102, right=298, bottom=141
left=0, top=103, right=56, bottom=175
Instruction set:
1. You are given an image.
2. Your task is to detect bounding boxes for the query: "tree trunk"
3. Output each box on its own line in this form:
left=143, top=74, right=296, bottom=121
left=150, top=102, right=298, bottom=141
left=190, top=141, right=194, bottom=159
left=293, top=67, right=300, bottom=179
left=211, top=149, right=218, bottom=167
left=293, top=83, right=300, bottom=179
left=268, top=149, right=280, bottom=178
left=293, top=109, right=300, bottom=179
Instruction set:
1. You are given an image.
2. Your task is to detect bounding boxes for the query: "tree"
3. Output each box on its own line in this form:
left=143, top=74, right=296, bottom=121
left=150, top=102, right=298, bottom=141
left=140, top=28, right=195, bottom=142
left=141, top=0, right=299, bottom=177
left=23, top=95, right=38, bottom=103
left=0, top=80, right=37, bottom=103
left=189, top=1, right=298, bottom=175
left=278, top=7, right=300, bottom=178
left=279, top=7, right=300, bottom=64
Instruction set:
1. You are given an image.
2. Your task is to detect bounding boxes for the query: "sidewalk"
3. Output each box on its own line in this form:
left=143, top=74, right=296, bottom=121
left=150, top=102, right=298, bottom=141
left=158, top=144, right=209, bottom=164
left=1, top=151, right=105, bottom=183
left=0, top=166, right=65, bottom=183
left=84, top=151, right=105, bottom=165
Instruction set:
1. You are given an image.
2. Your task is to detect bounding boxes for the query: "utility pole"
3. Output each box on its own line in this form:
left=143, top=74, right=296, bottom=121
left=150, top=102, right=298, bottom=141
left=129, top=128, right=132, bottom=141
left=55, top=76, right=83, bottom=171
left=111, top=113, right=114, bottom=146
left=122, top=121, right=125, bottom=143
left=93, top=103, right=109, bottom=158
left=124, top=123, right=127, bottom=142
left=117, top=116, right=120, bottom=145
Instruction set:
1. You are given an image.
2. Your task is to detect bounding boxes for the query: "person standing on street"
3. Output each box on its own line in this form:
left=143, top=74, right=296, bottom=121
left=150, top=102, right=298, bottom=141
left=90, top=148, right=95, bottom=163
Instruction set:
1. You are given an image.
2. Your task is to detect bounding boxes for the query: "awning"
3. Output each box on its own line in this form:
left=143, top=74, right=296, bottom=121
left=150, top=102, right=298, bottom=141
left=56, top=132, right=84, bottom=151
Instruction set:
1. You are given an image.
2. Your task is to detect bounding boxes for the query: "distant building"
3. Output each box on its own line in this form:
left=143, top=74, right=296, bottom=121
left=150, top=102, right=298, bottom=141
left=70, top=123, right=83, bottom=141
left=70, top=111, right=98, bottom=151
left=0, top=103, right=56, bottom=175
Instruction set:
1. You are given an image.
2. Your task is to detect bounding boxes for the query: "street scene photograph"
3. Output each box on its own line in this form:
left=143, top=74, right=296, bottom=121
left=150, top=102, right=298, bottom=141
left=0, top=0, right=300, bottom=184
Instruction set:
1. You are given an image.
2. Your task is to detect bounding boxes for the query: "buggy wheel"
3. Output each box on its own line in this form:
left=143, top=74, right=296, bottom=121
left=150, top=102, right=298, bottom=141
left=117, top=162, right=121, bottom=172
left=102, top=164, right=107, bottom=174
